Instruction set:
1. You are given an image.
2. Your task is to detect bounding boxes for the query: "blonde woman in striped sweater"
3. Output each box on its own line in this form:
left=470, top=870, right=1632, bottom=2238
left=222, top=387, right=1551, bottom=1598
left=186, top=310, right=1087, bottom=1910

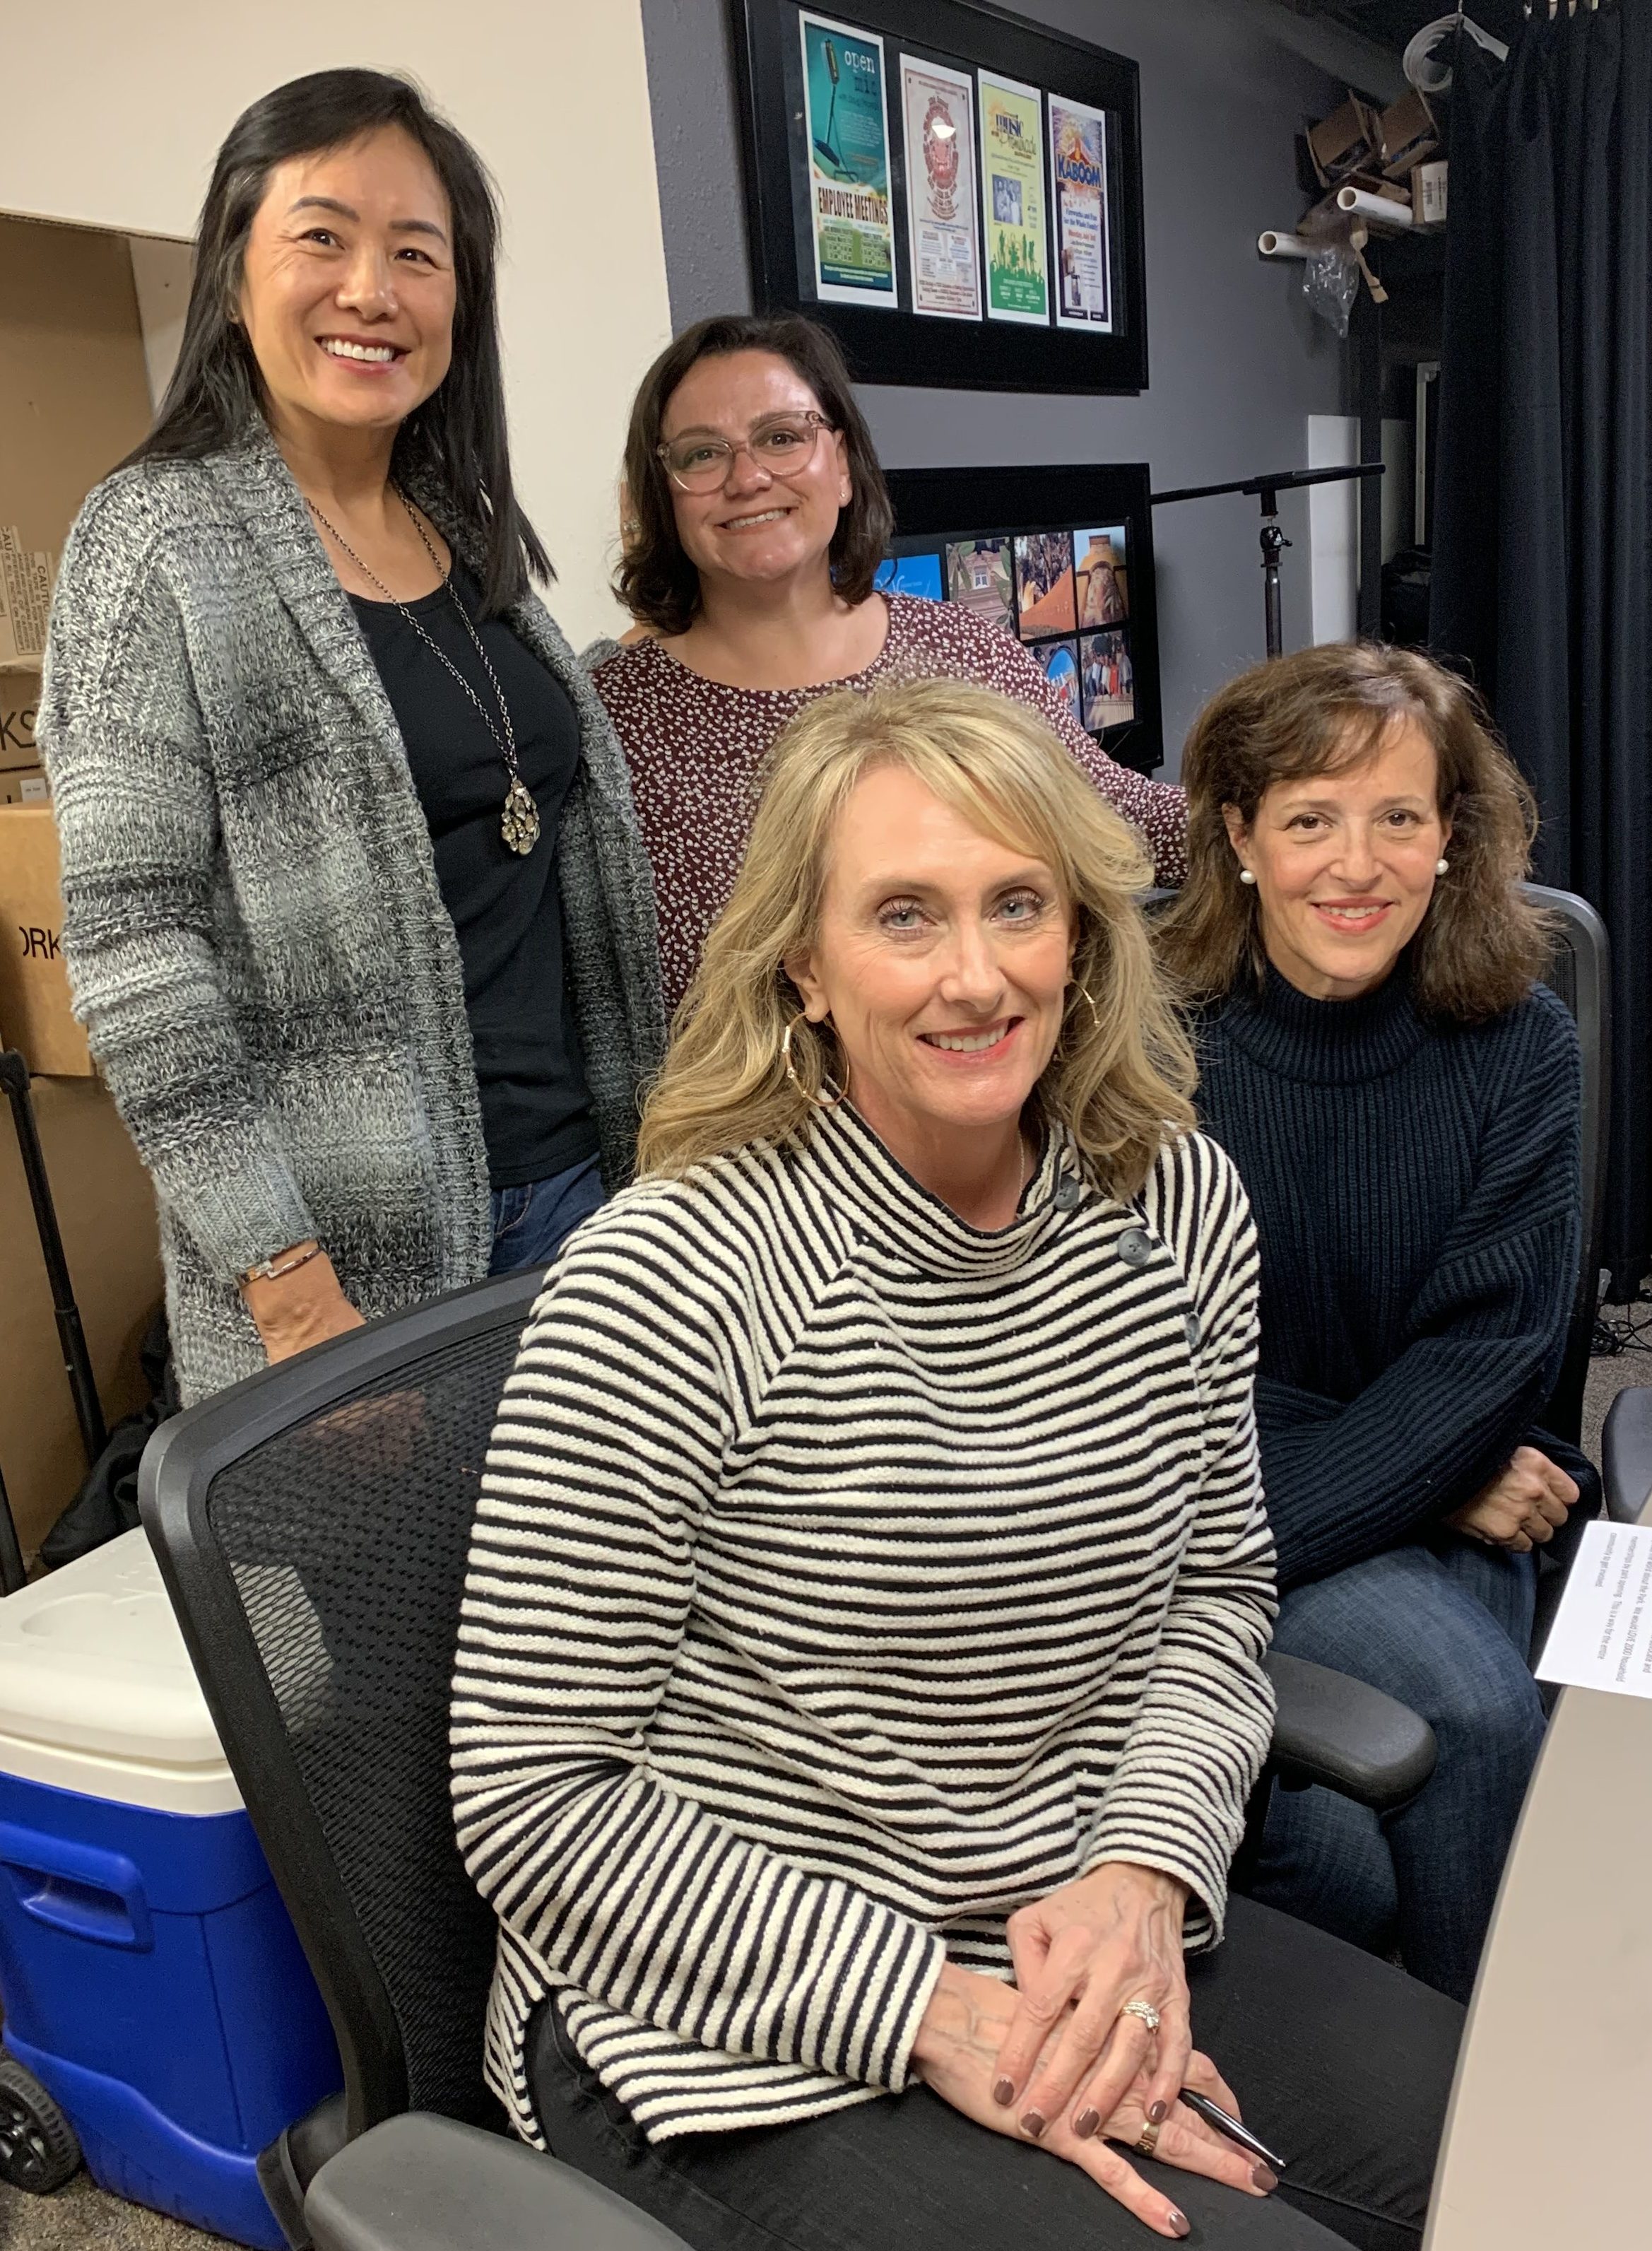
left=452, top=681, right=1458, bottom=2250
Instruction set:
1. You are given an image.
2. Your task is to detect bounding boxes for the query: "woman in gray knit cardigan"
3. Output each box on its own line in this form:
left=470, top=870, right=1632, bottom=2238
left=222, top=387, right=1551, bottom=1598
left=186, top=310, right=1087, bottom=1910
left=41, top=71, right=663, bottom=1404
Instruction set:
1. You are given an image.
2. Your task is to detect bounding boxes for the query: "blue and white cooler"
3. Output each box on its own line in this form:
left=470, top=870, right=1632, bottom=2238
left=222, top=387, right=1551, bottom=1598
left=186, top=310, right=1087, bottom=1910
left=0, top=1528, right=341, bottom=2245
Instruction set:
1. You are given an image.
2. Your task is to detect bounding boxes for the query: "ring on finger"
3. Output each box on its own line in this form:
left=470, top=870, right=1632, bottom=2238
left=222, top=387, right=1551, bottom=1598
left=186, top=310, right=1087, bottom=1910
left=1133, top=2118, right=1161, bottom=2159
left=1121, top=1998, right=1162, bottom=2036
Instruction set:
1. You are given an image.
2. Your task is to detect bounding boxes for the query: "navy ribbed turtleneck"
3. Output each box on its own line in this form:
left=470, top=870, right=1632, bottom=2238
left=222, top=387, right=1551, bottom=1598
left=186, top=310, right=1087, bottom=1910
left=1195, top=956, right=1586, bottom=1588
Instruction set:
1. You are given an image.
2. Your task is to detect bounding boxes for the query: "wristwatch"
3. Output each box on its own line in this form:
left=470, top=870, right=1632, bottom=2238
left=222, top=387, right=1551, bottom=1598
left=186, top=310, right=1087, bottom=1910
left=241, top=1241, right=322, bottom=1286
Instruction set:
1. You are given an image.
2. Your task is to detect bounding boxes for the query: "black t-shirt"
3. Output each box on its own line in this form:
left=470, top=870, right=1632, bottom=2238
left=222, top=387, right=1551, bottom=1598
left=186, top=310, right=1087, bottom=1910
left=350, top=567, right=596, bottom=1189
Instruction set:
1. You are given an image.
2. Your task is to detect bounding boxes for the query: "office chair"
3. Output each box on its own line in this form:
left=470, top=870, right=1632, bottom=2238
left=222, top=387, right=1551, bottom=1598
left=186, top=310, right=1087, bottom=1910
left=1523, top=883, right=1611, bottom=1450
left=139, top=1268, right=1434, bottom=2251
left=1602, top=1388, right=1652, bottom=1524
left=1142, top=879, right=1611, bottom=1655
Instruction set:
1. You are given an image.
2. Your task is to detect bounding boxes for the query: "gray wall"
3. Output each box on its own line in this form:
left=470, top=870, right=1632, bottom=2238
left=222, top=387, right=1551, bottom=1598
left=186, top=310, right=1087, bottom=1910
left=639, top=0, right=1376, bottom=769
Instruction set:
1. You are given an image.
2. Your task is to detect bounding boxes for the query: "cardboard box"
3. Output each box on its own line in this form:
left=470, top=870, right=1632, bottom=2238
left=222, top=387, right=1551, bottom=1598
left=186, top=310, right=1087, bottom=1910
left=1380, top=90, right=1440, bottom=182
left=0, top=213, right=153, bottom=577
left=1, top=669, right=39, bottom=772
left=1413, top=160, right=1449, bottom=227
left=0, top=804, right=91, bottom=1075
left=1308, top=93, right=1385, bottom=190
left=0, top=529, right=53, bottom=668
left=0, top=768, right=47, bottom=806
left=0, top=1071, right=162, bottom=1563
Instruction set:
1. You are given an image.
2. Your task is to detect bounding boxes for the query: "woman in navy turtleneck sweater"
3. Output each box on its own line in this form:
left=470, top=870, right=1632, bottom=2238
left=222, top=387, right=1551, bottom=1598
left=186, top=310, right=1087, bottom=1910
left=1157, top=643, right=1596, bottom=2004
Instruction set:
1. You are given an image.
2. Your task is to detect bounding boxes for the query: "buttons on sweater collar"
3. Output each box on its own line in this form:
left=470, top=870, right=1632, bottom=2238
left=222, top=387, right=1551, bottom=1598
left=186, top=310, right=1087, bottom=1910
left=801, top=1101, right=1092, bottom=1275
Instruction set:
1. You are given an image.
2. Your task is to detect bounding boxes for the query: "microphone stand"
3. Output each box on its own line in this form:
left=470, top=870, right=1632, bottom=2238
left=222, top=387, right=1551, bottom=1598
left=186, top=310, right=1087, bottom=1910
left=1151, top=462, right=1386, bottom=659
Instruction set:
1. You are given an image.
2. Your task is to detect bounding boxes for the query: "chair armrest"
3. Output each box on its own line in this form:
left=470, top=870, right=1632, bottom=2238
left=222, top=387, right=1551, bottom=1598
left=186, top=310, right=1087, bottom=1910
left=1263, top=1650, right=1436, bottom=1812
left=305, top=2112, right=691, bottom=2251
left=1602, top=1386, right=1652, bottom=1524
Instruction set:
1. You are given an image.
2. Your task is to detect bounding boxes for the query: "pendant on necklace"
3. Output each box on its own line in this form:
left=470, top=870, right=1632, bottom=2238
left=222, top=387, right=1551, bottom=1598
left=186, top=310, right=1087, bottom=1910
left=502, top=777, right=541, bottom=856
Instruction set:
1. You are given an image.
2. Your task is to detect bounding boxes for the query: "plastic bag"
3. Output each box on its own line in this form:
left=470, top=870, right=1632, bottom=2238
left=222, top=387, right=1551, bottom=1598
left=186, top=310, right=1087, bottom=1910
left=1303, top=245, right=1359, bottom=337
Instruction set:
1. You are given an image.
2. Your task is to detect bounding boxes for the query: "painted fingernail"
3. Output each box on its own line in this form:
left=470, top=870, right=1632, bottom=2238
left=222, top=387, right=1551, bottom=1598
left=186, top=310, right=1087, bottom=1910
left=1252, top=2163, right=1278, bottom=2192
left=1073, top=2107, right=1100, bottom=2139
left=992, top=2077, right=1015, bottom=2107
left=1167, top=2213, right=1191, bottom=2240
left=1020, top=2110, right=1046, bottom=2140
left=1147, top=2100, right=1169, bottom=2124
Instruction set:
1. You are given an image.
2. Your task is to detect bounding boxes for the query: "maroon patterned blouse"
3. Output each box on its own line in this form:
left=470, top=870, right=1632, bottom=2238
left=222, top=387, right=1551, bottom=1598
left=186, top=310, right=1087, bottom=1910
left=592, top=593, right=1187, bottom=1018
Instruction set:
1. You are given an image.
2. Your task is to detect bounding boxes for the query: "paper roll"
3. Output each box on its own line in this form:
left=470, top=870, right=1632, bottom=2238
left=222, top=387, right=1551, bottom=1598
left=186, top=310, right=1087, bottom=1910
left=1258, top=231, right=1316, bottom=260
left=1335, top=185, right=1414, bottom=232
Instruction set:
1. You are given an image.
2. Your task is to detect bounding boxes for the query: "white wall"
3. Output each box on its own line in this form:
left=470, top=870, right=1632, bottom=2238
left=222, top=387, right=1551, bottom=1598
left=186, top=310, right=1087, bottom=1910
left=0, top=2, right=672, bottom=644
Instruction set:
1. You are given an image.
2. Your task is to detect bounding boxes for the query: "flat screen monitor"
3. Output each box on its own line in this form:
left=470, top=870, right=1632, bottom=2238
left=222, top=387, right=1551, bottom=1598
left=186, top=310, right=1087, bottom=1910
left=877, top=460, right=1161, bottom=772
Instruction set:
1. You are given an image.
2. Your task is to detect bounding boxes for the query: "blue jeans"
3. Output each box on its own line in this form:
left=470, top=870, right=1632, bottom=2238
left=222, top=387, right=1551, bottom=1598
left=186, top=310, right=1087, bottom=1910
left=488, top=1152, right=605, bottom=1276
left=1249, top=1538, right=1544, bottom=2004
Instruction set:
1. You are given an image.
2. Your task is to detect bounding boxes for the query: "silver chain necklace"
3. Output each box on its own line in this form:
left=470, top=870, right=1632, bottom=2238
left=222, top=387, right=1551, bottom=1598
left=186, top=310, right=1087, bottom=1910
left=307, top=490, right=541, bottom=855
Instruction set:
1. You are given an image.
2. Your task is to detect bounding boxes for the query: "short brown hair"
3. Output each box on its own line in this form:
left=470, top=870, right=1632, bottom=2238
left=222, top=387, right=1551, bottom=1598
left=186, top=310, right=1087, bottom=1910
left=1155, top=642, right=1550, bottom=1023
left=617, top=314, right=894, bottom=637
left=637, top=678, right=1195, bottom=1200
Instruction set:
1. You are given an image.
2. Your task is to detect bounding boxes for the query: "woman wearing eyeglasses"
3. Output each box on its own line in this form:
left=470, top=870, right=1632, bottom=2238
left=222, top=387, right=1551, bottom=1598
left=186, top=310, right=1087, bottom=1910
left=594, top=314, right=1187, bottom=1018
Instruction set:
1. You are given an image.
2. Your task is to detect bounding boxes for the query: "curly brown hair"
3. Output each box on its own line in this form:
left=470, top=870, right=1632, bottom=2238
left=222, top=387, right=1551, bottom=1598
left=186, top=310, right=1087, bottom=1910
left=1155, top=642, right=1550, bottom=1023
left=617, top=313, right=894, bottom=637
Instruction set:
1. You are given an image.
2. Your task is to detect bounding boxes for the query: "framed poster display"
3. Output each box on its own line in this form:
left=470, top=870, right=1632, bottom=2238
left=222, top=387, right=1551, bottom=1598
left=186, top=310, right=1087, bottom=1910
left=876, top=461, right=1163, bottom=772
left=798, top=13, right=897, bottom=307
left=731, top=0, right=1148, bottom=393
left=899, top=55, right=981, bottom=319
left=978, top=71, right=1048, bottom=325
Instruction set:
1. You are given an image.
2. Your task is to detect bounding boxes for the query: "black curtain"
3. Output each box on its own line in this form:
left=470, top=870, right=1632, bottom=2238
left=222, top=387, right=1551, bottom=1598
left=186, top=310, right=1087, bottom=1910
left=1430, top=4, right=1652, bottom=1297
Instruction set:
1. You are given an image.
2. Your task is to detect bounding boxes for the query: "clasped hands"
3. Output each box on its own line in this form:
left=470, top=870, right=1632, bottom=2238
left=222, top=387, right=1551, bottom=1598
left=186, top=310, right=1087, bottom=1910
left=911, top=1862, right=1275, bottom=2240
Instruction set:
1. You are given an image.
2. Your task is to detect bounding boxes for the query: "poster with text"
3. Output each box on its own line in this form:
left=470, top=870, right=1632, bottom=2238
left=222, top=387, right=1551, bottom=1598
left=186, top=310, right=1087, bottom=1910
left=979, top=73, right=1049, bottom=324
left=899, top=56, right=981, bottom=321
left=800, top=12, right=896, bottom=307
left=1049, top=95, right=1112, bottom=331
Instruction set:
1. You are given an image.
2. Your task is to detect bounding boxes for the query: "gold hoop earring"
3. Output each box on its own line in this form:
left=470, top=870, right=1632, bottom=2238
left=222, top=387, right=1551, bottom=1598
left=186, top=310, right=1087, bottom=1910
left=1064, top=980, right=1102, bottom=1042
left=781, top=1012, right=846, bottom=1112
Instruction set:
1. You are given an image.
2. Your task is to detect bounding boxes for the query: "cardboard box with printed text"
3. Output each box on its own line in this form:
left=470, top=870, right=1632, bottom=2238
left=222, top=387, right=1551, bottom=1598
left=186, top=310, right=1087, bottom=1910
left=1, top=669, right=40, bottom=773
left=0, top=804, right=91, bottom=1074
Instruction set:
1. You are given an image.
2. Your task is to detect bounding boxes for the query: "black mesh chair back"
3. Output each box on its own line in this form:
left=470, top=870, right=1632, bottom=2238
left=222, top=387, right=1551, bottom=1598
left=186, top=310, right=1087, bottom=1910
left=139, top=1269, right=548, bottom=2141
left=1523, top=882, right=1610, bottom=1445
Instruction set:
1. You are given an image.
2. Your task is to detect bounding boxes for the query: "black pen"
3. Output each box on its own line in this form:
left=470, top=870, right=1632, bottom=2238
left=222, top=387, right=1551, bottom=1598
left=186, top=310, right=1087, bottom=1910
left=1178, top=2087, right=1288, bottom=2175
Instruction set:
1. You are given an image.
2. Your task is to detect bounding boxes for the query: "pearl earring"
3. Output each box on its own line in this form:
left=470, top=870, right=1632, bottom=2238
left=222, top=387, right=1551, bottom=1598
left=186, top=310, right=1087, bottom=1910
left=1436, top=858, right=1450, bottom=876
left=1238, top=869, right=1257, bottom=886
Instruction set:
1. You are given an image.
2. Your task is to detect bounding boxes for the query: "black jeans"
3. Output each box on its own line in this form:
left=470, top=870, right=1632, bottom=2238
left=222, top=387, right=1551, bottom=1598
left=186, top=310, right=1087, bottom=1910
left=526, top=1897, right=1462, bottom=2251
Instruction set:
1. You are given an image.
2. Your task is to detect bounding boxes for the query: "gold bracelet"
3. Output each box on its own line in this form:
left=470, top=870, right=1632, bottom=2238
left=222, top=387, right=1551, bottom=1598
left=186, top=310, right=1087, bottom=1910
left=242, top=1242, right=322, bottom=1287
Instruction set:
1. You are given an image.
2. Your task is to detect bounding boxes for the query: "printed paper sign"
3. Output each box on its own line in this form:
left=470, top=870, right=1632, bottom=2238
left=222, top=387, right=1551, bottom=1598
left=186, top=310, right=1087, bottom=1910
left=1536, top=1520, right=1652, bottom=1700
left=1049, top=95, right=1113, bottom=331
left=899, top=55, right=981, bottom=321
left=800, top=12, right=897, bottom=307
left=979, top=72, right=1049, bottom=324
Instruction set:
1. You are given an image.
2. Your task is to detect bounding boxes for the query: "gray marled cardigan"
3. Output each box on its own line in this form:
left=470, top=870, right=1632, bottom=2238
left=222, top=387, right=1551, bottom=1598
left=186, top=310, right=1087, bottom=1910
left=40, top=423, right=664, bottom=1404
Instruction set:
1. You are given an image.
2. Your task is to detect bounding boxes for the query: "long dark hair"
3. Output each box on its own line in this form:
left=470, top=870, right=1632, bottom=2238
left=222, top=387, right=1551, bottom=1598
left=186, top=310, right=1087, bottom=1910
left=126, top=68, right=548, bottom=615
left=618, top=313, right=892, bottom=636
left=1155, top=642, right=1550, bottom=1023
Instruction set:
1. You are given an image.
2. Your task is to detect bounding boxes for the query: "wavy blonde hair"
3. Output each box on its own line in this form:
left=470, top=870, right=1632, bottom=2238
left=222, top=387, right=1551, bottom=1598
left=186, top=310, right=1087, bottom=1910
left=637, top=677, right=1196, bottom=1198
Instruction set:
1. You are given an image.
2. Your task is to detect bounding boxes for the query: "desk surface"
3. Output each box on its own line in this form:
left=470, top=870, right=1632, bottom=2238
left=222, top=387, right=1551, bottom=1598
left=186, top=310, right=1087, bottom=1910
left=1424, top=1532, right=1652, bottom=2245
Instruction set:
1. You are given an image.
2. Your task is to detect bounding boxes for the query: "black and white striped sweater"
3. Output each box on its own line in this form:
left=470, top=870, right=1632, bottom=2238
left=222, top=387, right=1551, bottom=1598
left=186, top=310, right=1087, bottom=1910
left=451, top=1105, right=1276, bottom=2146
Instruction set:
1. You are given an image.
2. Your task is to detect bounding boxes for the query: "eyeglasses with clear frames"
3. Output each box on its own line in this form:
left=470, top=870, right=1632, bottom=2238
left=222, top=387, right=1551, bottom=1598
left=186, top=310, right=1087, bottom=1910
left=657, top=410, right=836, bottom=493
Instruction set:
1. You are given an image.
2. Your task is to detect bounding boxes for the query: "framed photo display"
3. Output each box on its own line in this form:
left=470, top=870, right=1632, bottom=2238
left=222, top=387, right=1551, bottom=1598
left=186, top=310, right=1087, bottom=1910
left=730, top=0, right=1147, bottom=392
left=875, top=461, right=1163, bottom=772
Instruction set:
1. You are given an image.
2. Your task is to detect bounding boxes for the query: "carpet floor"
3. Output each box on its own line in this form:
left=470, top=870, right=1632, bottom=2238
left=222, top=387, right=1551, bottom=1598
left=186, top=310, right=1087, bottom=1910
left=2, top=1353, right=1646, bottom=2251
